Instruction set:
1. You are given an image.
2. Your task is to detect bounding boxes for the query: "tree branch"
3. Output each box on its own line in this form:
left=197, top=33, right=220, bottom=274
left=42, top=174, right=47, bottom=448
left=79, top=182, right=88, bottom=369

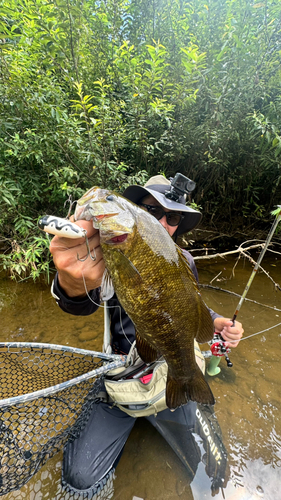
left=194, top=240, right=281, bottom=291
left=193, top=243, right=263, bottom=260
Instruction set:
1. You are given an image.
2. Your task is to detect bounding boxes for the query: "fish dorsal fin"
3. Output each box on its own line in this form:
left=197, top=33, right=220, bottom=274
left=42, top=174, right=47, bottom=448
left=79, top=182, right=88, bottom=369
left=135, top=331, right=158, bottom=364
left=100, top=268, right=115, bottom=301
left=177, top=247, right=214, bottom=344
left=176, top=246, right=199, bottom=290
left=195, top=302, right=214, bottom=344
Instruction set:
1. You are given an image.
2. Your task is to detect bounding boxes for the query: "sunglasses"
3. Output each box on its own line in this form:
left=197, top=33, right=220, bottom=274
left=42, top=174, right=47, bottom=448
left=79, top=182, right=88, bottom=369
left=140, top=204, right=184, bottom=227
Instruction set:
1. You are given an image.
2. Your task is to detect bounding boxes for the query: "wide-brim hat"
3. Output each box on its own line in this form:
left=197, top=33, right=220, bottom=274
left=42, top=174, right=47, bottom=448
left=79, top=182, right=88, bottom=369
left=123, top=175, right=202, bottom=236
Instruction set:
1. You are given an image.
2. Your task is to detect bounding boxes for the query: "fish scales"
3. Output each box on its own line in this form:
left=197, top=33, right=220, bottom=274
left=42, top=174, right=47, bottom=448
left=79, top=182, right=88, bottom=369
left=74, top=187, right=215, bottom=409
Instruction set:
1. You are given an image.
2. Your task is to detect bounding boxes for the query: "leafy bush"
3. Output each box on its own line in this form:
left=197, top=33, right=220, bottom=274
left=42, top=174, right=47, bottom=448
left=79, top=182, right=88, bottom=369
left=0, top=0, right=281, bottom=279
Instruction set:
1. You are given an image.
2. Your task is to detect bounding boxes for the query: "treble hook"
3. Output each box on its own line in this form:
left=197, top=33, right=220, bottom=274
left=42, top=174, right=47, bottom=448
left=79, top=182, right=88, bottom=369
left=64, top=195, right=95, bottom=261
left=77, top=232, right=97, bottom=262
left=64, top=195, right=77, bottom=219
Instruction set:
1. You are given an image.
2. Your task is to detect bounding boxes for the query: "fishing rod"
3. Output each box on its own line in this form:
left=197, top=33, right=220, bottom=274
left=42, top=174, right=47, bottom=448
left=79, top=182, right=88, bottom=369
left=207, top=206, right=281, bottom=376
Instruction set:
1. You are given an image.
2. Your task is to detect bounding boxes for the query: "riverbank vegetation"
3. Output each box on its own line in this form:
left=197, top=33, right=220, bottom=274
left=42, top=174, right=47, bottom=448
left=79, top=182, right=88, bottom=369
left=1, top=0, right=281, bottom=280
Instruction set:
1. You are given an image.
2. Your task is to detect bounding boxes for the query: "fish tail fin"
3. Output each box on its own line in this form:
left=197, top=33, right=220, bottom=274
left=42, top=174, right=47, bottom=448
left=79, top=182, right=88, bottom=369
left=166, top=370, right=215, bottom=410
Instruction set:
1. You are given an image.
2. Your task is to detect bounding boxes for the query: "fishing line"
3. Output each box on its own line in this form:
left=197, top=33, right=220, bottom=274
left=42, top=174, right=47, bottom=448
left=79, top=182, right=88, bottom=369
left=201, top=284, right=281, bottom=313
left=81, top=260, right=281, bottom=352
left=81, top=273, right=133, bottom=348
left=225, top=321, right=281, bottom=344
left=54, top=239, right=281, bottom=353
left=45, top=227, right=133, bottom=349
left=207, top=207, right=281, bottom=374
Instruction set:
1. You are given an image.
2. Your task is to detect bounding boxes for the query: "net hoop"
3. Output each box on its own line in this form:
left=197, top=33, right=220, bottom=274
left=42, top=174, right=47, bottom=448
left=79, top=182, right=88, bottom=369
left=0, top=342, right=125, bottom=408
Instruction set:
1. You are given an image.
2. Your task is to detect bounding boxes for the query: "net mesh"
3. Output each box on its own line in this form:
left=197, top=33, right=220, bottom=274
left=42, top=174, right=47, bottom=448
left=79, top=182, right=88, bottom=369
left=0, top=343, right=124, bottom=496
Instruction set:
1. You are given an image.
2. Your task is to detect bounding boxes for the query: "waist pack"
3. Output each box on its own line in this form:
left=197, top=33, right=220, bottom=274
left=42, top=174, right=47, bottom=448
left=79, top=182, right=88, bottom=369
left=103, top=340, right=205, bottom=418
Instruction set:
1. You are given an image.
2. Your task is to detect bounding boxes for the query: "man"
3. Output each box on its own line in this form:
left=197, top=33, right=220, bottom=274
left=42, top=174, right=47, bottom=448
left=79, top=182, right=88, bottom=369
left=50, top=175, right=243, bottom=497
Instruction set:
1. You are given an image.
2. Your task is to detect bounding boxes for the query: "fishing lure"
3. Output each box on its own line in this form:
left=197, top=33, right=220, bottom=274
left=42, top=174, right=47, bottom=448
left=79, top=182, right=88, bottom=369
left=38, top=215, right=86, bottom=239
left=38, top=215, right=96, bottom=262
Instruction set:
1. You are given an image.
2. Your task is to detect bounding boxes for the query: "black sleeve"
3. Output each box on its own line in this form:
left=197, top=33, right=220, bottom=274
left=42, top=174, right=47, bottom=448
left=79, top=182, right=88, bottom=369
left=51, top=273, right=101, bottom=316
left=182, top=249, right=200, bottom=283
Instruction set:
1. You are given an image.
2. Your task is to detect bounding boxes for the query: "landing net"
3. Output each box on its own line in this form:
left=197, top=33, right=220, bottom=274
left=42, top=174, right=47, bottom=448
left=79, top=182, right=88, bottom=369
left=0, top=342, right=125, bottom=496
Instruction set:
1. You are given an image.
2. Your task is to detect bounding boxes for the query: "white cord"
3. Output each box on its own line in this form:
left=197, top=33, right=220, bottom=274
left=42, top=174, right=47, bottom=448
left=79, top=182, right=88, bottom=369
left=81, top=273, right=133, bottom=347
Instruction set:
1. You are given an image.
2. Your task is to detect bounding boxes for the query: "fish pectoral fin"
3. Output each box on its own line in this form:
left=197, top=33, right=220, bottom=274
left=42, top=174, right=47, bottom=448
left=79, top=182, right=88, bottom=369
left=166, top=369, right=215, bottom=410
left=135, top=332, right=158, bottom=364
left=100, top=268, right=115, bottom=301
left=117, top=250, right=142, bottom=284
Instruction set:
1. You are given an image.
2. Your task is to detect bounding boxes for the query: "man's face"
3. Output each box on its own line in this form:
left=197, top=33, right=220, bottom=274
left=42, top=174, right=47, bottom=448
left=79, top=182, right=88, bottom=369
left=140, top=195, right=181, bottom=237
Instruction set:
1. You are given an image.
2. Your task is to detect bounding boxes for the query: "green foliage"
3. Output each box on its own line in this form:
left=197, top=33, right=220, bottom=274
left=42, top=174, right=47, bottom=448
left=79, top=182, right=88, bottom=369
left=271, top=207, right=281, bottom=217
left=0, top=0, right=281, bottom=279
left=0, top=232, right=52, bottom=282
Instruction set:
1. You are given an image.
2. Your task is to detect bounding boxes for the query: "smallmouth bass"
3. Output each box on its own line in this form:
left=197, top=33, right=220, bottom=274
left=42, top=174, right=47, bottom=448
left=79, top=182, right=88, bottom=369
left=74, top=187, right=215, bottom=408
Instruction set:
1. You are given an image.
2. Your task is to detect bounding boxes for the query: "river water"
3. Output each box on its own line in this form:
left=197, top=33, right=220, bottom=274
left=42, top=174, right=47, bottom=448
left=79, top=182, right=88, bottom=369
left=0, top=252, right=280, bottom=500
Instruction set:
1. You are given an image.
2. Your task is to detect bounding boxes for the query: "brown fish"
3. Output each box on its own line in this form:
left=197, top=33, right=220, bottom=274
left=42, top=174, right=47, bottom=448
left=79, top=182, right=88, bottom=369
left=74, top=187, right=215, bottom=409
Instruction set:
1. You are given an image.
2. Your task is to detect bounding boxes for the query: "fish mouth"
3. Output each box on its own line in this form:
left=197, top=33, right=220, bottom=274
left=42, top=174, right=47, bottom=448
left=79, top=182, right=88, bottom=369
left=107, top=234, right=128, bottom=244
left=92, top=213, right=120, bottom=230
left=93, top=214, right=119, bottom=222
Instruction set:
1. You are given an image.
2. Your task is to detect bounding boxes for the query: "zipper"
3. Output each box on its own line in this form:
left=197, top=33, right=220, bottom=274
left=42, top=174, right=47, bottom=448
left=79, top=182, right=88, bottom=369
left=116, top=389, right=166, bottom=408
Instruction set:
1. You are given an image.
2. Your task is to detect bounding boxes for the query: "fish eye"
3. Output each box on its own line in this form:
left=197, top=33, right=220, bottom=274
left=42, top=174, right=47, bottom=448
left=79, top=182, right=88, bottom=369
left=106, top=195, right=115, bottom=201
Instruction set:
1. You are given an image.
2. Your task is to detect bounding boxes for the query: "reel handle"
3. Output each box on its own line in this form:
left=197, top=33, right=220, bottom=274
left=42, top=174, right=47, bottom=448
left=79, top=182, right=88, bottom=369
left=211, top=334, right=233, bottom=368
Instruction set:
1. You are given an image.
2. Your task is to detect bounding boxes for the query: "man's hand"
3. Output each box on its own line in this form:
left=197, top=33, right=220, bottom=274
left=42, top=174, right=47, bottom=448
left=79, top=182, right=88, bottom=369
left=49, top=219, right=105, bottom=298
left=213, top=317, right=244, bottom=348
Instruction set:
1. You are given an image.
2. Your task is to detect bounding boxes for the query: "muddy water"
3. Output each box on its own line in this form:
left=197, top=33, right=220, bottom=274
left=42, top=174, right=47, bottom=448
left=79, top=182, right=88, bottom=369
left=0, top=253, right=280, bottom=500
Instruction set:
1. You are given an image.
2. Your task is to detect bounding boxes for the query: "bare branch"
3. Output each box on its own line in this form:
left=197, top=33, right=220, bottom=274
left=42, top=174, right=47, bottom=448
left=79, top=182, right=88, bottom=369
left=239, top=249, right=281, bottom=290
left=193, top=243, right=263, bottom=261
left=210, top=271, right=222, bottom=284
left=194, top=240, right=281, bottom=291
